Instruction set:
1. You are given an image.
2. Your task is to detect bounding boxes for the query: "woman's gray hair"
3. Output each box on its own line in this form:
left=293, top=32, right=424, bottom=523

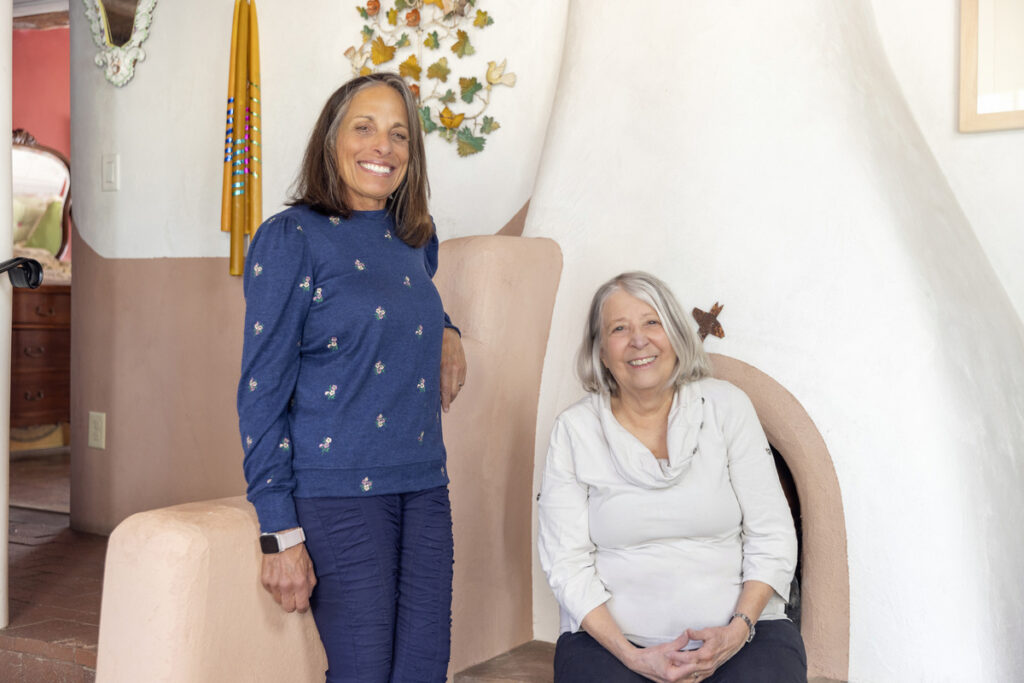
left=576, top=271, right=711, bottom=394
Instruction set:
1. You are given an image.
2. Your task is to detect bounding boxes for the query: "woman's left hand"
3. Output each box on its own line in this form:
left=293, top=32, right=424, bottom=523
left=440, top=327, right=467, bottom=412
left=667, top=621, right=748, bottom=681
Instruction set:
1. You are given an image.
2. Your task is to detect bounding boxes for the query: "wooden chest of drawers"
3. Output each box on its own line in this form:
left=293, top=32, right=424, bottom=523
left=10, top=284, right=71, bottom=428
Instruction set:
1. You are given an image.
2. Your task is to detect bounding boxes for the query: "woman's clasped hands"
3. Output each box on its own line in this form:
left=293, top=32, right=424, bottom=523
left=623, top=619, right=747, bottom=683
left=664, top=620, right=749, bottom=682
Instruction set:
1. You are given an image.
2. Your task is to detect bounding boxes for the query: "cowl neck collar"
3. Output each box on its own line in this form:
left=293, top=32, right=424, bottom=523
left=593, top=381, right=705, bottom=489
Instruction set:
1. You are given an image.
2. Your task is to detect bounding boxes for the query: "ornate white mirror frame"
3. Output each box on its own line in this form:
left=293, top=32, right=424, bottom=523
left=81, top=0, right=157, bottom=87
left=959, top=0, right=1024, bottom=132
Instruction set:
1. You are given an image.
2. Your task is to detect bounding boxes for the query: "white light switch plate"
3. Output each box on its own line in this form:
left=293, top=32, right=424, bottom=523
left=88, top=411, right=106, bottom=449
left=101, top=153, right=120, bottom=192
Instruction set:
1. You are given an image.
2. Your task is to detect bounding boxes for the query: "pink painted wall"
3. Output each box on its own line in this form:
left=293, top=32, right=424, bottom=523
left=13, top=28, right=70, bottom=160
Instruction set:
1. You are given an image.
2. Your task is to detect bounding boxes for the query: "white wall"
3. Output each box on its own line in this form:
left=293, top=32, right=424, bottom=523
left=523, top=2, right=1024, bottom=681
left=871, top=0, right=1024, bottom=321
left=71, top=0, right=568, bottom=258
left=1, top=0, right=15, bottom=631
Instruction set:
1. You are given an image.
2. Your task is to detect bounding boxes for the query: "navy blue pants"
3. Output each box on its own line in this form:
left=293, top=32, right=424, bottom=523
left=554, top=619, right=806, bottom=683
left=296, top=486, right=454, bottom=683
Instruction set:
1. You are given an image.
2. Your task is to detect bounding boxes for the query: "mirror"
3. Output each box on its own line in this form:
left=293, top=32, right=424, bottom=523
left=12, top=129, right=73, bottom=270
left=81, top=0, right=157, bottom=87
left=99, top=0, right=142, bottom=46
left=959, top=0, right=1024, bottom=132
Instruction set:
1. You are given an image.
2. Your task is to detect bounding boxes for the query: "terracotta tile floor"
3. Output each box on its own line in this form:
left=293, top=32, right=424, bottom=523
left=1, top=452, right=105, bottom=682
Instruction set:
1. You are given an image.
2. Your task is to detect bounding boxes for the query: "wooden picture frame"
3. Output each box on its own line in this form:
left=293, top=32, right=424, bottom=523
left=959, top=0, right=1024, bottom=132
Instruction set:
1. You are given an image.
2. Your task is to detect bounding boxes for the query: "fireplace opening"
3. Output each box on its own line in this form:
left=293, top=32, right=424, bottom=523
left=709, top=353, right=848, bottom=680
left=771, top=444, right=802, bottom=629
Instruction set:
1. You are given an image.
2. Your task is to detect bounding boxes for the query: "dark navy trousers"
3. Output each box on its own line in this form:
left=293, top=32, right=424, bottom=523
left=554, top=618, right=807, bottom=683
left=296, top=486, right=454, bottom=683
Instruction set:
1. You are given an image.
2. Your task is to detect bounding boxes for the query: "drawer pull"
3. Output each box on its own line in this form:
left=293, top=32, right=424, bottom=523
left=22, top=345, right=47, bottom=358
left=23, top=390, right=45, bottom=401
left=34, top=305, right=57, bottom=318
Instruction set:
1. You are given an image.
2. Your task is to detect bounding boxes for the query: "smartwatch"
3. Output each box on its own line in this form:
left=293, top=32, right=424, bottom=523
left=259, top=527, right=306, bottom=554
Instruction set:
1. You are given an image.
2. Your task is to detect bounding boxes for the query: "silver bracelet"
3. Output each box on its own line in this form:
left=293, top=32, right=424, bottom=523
left=731, top=612, right=756, bottom=643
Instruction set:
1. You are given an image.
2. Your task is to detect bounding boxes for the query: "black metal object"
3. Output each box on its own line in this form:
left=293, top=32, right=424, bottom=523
left=0, top=257, right=44, bottom=289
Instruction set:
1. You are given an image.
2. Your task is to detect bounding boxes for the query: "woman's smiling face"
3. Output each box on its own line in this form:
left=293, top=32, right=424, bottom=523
left=335, top=84, right=410, bottom=211
left=600, top=289, right=678, bottom=400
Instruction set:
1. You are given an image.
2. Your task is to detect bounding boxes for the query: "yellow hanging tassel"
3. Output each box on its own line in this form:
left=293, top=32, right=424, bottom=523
left=221, top=0, right=261, bottom=276
left=247, top=0, right=262, bottom=238
left=220, top=0, right=242, bottom=236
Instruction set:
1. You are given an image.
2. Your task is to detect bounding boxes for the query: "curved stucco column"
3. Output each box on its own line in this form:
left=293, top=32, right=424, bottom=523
left=525, top=2, right=1024, bottom=680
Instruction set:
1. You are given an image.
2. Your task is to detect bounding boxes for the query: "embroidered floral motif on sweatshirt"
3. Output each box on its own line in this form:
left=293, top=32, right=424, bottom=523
left=327, top=337, right=339, bottom=351
left=375, top=361, right=386, bottom=375
left=355, top=259, right=366, bottom=271
left=417, top=378, right=426, bottom=392
left=299, top=276, right=311, bottom=291
left=253, top=321, right=264, bottom=335
left=415, top=324, right=423, bottom=337
left=278, top=438, right=290, bottom=451
left=329, top=216, right=340, bottom=225
left=248, top=377, right=258, bottom=392
left=319, top=437, right=332, bottom=454
left=313, top=287, right=323, bottom=304
left=325, top=385, right=338, bottom=400
left=376, top=414, right=387, bottom=429
left=361, top=477, right=373, bottom=492
left=375, top=306, right=386, bottom=320
left=403, top=275, right=411, bottom=288
left=252, top=262, right=263, bottom=277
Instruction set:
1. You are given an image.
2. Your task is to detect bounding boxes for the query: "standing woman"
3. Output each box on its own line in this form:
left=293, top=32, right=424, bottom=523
left=238, top=73, right=467, bottom=683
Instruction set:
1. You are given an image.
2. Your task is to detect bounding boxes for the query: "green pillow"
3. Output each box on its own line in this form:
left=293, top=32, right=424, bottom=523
left=24, top=199, right=64, bottom=255
left=12, top=195, right=48, bottom=243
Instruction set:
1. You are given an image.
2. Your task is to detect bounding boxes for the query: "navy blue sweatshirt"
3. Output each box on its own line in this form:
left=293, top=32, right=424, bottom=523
left=238, top=205, right=453, bottom=533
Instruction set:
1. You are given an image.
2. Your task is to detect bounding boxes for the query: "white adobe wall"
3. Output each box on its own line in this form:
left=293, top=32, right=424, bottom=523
left=871, top=0, right=1024, bottom=323
left=70, top=0, right=567, bottom=258
left=523, top=2, right=1024, bottom=681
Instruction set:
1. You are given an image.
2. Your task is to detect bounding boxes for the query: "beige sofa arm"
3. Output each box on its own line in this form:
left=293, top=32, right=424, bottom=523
left=96, top=496, right=327, bottom=682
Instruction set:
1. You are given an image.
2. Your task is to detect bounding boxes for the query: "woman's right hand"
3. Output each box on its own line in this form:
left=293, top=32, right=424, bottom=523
left=260, top=542, right=317, bottom=613
left=622, top=634, right=699, bottom=683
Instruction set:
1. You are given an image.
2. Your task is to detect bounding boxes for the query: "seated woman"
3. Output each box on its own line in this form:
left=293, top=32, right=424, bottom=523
left=537, top=271, right=806, bottom=683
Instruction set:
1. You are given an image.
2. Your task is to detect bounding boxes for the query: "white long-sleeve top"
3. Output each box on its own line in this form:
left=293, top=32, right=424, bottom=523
left=537, top=378, right=796, bottom=647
